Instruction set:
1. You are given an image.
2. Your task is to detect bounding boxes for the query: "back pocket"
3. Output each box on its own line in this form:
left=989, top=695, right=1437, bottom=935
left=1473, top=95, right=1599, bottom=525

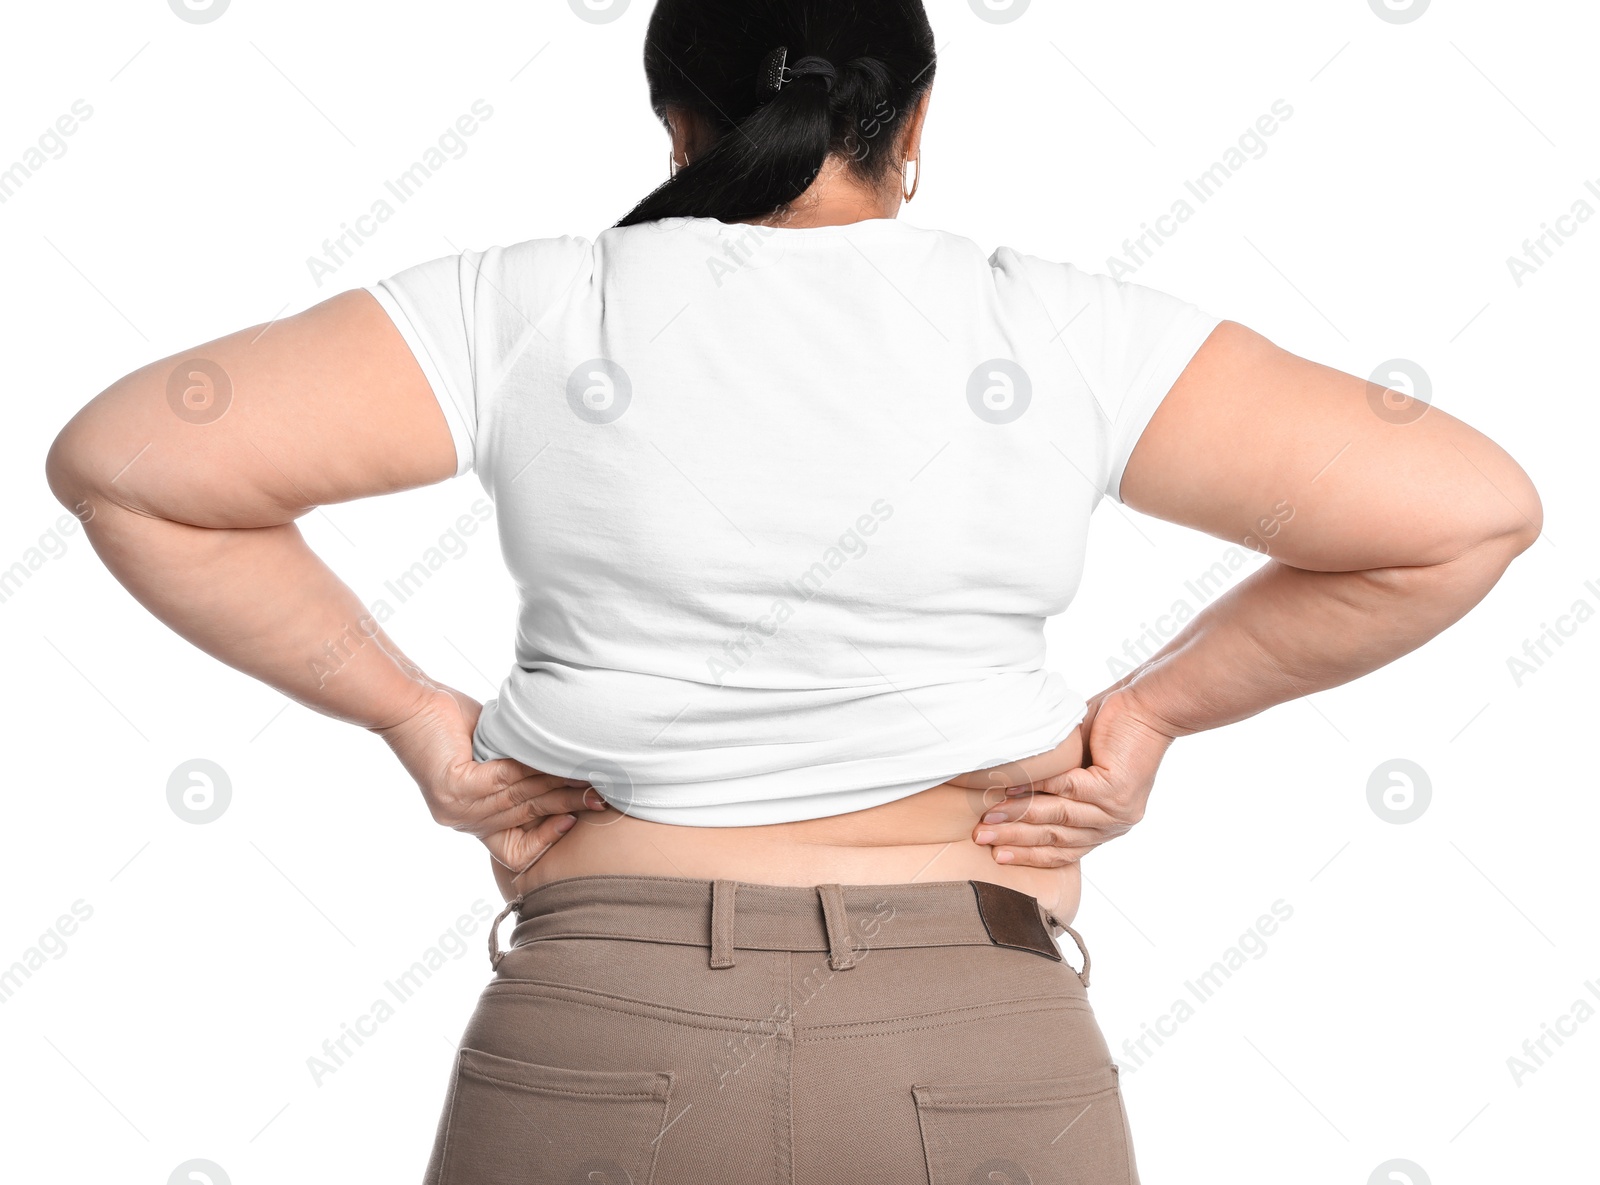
left=437, top=1046, right=674, bottom=1185
left=912, top=1063, right=1136, bottom=1185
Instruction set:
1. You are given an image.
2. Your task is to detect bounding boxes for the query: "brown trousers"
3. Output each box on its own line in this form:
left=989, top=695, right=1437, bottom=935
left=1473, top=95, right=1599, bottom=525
left=424, top=874, right=1140, bottom=1185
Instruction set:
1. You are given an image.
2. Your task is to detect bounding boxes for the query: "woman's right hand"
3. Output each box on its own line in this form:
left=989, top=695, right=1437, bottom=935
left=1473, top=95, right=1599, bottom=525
left=372, top=684, right=609, bottom=881
left=960, top=685, right=1177, bottom=868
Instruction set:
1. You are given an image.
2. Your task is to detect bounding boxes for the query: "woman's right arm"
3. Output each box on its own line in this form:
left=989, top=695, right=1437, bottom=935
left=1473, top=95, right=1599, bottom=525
left=969, top=320, right=1541, bottom=865
left=1112, top=320, right=1541, bottom=739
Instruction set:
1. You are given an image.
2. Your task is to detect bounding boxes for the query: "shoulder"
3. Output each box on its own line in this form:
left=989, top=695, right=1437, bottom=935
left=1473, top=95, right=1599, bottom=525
left=486, top=233, right=594, bottom=267
left=369, top=233, right=594, bottom=323
left=467, top=233, right=595, bottom=305
left=896, top=229, right=1166, bottom=317
left=989, top=246, right=1124, bottom=309
left=987, top=245, right=1213, bottom=340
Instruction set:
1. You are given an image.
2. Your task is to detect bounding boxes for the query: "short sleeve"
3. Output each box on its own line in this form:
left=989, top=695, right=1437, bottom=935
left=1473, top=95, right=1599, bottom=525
left=1001, top=252, right=1222, bottom=504
left=365, top=236, right=592, bottom=478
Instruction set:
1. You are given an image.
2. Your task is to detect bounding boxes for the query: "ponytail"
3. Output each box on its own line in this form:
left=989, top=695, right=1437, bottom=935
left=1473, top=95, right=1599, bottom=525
left=616, top=1, right=936, bottom=228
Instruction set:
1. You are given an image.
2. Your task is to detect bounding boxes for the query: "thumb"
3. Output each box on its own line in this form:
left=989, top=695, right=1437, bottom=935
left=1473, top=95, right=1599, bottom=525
left=472, top=756, right=545, bottom=792
left=1012, top=765, right=1105, bottom=802
left=1051, top=765, right=1111, bottom=801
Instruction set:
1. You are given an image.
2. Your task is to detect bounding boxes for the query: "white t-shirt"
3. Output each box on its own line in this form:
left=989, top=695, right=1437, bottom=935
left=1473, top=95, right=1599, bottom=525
left=366, top=216, right=1220, bottom=826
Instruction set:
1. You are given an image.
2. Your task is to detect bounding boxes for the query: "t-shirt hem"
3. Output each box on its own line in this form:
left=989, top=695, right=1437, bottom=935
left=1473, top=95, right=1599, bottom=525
left=546, top=705, right=1089, bottom=828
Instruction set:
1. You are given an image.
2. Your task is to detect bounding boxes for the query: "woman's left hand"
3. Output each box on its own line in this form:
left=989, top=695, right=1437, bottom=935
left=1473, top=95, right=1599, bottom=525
left=372, top=684, right=608, bottom=879
left=961, top=686, right=1176, bottom=868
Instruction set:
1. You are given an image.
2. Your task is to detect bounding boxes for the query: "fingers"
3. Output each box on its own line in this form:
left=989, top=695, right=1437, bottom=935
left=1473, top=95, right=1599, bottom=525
left=1006, top=766, right=1091, bottom=799
left=973, top=788, right=1127, bottom=867
left=443, top=762, right=602, bottom=835
left=977, top=819, right=1106, bottom=853
left=991, top=843, right=1090, bottom=869
left=1007, top=767, right=1147, bottom=827
left=980, top=787, right=1119, bottom=832
left=499, top=785, right=611, bottom=834
left=493, top=764, right=594, bottom=807
left=483, top=812, right=580, bottom=880
left=945, top=733, right=1088, bottom=795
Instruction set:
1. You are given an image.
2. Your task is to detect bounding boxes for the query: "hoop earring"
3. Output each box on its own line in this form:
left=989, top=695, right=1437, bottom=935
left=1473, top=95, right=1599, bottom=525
left=902, top=154, right=921, bottom=203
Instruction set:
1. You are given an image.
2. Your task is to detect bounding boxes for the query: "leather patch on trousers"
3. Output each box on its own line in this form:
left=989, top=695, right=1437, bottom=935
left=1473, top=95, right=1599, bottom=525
left=970, top=880, right=1065, bottom=962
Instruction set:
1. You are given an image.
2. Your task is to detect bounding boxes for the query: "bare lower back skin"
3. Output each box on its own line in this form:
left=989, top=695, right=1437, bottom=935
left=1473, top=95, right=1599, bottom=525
left=493, top=725, right=1085, bottom=922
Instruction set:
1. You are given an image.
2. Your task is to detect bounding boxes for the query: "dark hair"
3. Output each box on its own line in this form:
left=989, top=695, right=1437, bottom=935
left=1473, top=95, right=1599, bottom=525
left=615, top=0, right=937, bottom=228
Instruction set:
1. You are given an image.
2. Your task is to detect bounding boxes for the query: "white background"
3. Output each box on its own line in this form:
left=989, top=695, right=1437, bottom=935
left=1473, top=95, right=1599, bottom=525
left=2, top=0, right=1595, bottom=1181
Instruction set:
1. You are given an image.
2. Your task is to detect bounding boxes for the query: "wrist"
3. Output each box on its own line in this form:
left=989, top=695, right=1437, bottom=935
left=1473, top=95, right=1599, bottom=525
left=367, top=680, right=457, bottom=740
left=1115, top=673, right=1194, bottom=742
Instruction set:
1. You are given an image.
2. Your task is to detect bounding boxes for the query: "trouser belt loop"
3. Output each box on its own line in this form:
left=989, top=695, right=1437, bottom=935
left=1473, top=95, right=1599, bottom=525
left=816, top=883, right=857, bottom=971
left=1058, top=920, right=1092, bottom=989
left=709, top=879, right=738, bottom=970
left=488, top=894, right=525, bottom=970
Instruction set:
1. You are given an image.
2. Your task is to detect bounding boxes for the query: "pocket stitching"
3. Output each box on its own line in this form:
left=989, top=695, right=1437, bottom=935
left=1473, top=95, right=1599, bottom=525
left=911, top=1065, right=1132, bottom=1185
left=439, top=1048, right=674, bottom=1185
left=460, top=1064, right=670, bottom=1101
left=458, top=1046, right=673, bottom=1099
left=911, top=1063, right=1119, bottom=1107
left=916, top=1085, right=1122, bottom=1111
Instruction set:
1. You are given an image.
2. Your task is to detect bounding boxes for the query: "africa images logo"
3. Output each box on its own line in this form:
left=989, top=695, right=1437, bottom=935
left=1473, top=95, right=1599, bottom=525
left=1368, top=0, right=1430, bottom=24
left=168, top=0, right=229, bottom=23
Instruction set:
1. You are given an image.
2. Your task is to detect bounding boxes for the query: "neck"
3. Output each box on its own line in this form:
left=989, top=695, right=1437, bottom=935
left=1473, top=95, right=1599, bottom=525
left=737, top=154, right=902, bottom=229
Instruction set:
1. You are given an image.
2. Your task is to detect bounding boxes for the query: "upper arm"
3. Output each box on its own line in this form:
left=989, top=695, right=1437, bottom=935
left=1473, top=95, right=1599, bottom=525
left=46, top=235, right=592, bottom=526
left=46, top=287, right=459, bottom=526
left=1119, top=321, right=1544, bottom=570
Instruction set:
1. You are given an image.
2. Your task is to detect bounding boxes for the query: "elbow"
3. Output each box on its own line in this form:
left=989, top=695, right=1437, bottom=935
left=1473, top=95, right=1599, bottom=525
left=44, top=415, right=95, bottom=515
left=1429, top=466, right=1543, bottom=588
left=1512, top=475, right=1544, bottom=552
left=1428, top=445, right=1544, bottom=568
left=45, top=397, right=126, bottom=522
left=1482, top=460, right=1543, bottom=560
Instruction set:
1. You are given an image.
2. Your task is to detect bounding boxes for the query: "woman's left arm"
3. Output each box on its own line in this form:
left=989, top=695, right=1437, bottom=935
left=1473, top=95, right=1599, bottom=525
left=44, top=289, right=599, bottom=873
